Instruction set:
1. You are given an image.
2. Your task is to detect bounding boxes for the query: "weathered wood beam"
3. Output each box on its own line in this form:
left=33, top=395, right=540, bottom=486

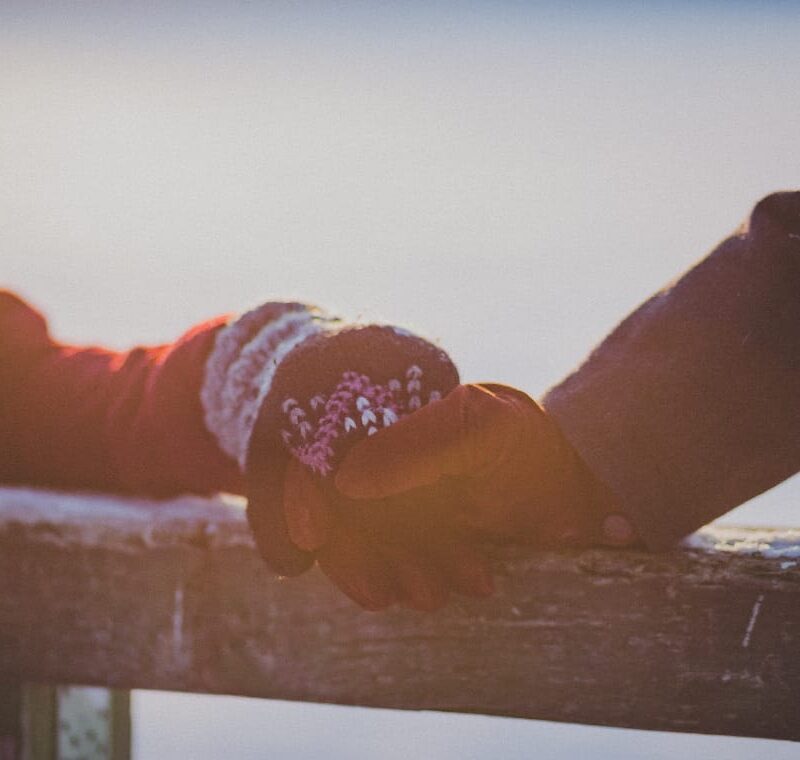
left=1, top=486, right=798, bottom=741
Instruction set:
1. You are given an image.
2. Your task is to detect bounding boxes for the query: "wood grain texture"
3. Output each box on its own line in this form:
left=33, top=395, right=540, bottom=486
left=1, top=486, right=798, bottom=741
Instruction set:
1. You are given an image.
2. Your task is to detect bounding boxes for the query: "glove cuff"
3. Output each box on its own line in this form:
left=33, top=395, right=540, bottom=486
left=200, top=302, right=341, bottom=467
left=201, top=303, right=459, bottom=472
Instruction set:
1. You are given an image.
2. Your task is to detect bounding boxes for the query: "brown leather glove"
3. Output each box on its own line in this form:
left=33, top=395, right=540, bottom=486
left=335, top=383, right=638, bottom=549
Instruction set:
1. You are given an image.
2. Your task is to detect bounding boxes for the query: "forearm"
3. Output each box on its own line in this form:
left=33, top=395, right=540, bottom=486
left=543, top=192, right=800, bottom=549
left=0, top=291, right=241, bottom=495
left=0, top=293, right=448, bottom=501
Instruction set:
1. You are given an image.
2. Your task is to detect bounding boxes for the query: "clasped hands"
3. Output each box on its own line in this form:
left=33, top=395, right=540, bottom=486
left=247, top=380, right=637, bottom=612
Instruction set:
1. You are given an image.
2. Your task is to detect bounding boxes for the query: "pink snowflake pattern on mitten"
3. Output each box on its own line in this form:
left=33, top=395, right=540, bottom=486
left=280, top=365, right=443, bottom=475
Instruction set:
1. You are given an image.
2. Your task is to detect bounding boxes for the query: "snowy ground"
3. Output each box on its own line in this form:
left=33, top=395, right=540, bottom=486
left=3, top=2, right=799, bottom=757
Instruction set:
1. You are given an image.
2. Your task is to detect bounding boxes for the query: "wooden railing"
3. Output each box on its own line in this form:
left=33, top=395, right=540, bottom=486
left=1, top=486, right=798, bottom=757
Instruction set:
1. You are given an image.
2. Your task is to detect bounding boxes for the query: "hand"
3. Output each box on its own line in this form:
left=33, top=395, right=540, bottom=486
left=304, top=473, right=494, bottom=611
left=334, top=383, right=638, bottom=549
left=243, top=325, right=494, bottom=611
left=247, top=424, right=495, bottom=612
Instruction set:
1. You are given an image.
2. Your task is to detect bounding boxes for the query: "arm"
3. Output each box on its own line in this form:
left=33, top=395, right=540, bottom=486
left=336, top=191, right=800, bottom=555
left=0, top=291, right=483, bottom=610
left=0, top=290, right=241, bottom=495
left=543, top=191, right=800, bottom=548
left=0, top=294, right=418, bottom=498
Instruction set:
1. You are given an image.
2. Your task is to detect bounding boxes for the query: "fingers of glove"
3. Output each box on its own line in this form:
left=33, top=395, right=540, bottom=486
left=514, top=452, right=622, bottom=548
left=317, top=531, right=400, bottom=611
left=283, top=457, right=335, bottom=552
left=425, top=536, right=495, bottom=598
left=335, top=383, right=521, bottom=500
left=457, top=388, right=611, bottom=543
left=562, top=472, right=638, bottom=549
left=245, top=455, right=314, bottom=578
left=378, top=543, right=450, bottom=612
left=599, top=513, right=639, bottom=548
left=458, top=490, right=524, bottom=535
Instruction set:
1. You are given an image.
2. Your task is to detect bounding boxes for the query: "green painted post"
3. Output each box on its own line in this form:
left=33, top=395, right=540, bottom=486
left=21, top=685, right=56, bottom=760
left=108, top=692, right=130, bottom=760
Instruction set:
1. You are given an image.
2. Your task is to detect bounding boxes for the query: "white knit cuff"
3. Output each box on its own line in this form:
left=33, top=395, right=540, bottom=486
left=200, top=303, right=339, bottom=468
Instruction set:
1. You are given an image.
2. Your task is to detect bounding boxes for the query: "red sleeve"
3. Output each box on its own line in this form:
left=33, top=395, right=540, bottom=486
left=0, top=291, right=243, bottom=496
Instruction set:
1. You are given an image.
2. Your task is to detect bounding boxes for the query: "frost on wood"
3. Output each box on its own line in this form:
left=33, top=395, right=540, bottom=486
left=1, top=486, right=799, bottom=741
left=0, top=486, right=250, bottom=549
left=683, top=525, right=800, bottom=560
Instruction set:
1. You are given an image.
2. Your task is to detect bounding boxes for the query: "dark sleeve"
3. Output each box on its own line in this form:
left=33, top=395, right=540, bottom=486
left=542, top=191, right=800, bottom=549
left=0, top=291, right=243, bottom=496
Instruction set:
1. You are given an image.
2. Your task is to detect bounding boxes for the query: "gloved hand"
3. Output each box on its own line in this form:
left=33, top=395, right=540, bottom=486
left=335, top=383, right=638, bottom=549
left=202, top=303, right=633, bottom=612
left=224, top=315, right=493, bottom=611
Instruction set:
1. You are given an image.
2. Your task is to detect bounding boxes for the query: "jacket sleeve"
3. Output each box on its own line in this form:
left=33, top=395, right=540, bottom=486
left=0, top=290, right=243, bottom=496
left=0, top=292, right=456, bottom=500
left=542, top=191, right=800, bottom=549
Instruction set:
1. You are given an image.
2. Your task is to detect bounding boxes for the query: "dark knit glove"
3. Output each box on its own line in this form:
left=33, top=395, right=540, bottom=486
left=335, top=383, right=639, bottom=549
left=201, top=303, right=493, bottom=610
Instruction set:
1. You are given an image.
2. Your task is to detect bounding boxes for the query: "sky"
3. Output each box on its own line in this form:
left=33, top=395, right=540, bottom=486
left=3, top=2, right=799, bottom=757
